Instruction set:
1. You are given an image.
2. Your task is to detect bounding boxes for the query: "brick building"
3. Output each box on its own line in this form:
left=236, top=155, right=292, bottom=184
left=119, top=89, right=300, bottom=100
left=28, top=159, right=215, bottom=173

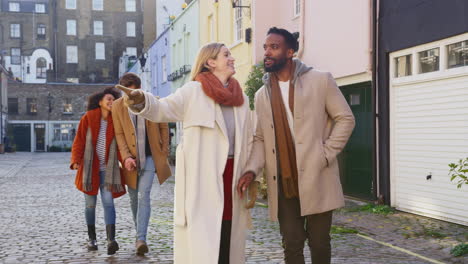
left=7, top=82, right=111, bottom=151
left=0, top=0, right=147, bottom=84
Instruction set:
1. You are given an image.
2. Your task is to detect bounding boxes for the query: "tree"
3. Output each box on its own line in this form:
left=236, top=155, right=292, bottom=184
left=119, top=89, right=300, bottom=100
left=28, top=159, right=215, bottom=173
left=244, top=63, right=264, bottom=110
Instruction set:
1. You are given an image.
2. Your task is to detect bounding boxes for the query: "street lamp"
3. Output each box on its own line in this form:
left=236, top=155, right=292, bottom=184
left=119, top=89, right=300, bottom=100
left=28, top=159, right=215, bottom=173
left=46, top=92, right=53, bottom=151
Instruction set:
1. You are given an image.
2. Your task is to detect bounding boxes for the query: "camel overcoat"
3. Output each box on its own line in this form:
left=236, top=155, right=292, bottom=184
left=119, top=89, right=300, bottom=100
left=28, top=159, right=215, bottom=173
left=131, top=81, right=253, bottom=264
left=243, top=59, right=355, bottom=221
left=112, top=98, right=172, bottom=189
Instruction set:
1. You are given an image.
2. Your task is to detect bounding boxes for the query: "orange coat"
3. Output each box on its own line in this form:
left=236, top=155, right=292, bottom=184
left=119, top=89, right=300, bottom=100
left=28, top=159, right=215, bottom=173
left=70, top=108, right=126, bottom=198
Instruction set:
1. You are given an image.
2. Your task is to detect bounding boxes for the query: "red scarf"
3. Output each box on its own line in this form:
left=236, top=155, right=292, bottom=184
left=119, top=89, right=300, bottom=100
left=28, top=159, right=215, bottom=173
left=195, top=72, right=244, bottom=106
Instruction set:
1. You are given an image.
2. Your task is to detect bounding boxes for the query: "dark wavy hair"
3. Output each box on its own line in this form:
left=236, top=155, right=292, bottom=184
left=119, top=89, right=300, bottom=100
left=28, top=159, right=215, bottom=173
left=87, top=87, right=121, bottom=111
left=267, top=27, right=300, bottom=52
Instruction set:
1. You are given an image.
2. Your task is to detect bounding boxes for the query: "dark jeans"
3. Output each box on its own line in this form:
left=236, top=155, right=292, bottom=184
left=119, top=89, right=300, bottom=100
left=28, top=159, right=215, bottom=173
left=218, top=220, right=232, bottom=264
left=278, top=181, right=333, bottom=264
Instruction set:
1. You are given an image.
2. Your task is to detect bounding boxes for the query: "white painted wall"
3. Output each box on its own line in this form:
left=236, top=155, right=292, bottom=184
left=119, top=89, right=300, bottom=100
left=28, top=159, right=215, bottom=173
left=23, top=49, right=53, bottom=84
left=390, top=33, right=468, bottom=226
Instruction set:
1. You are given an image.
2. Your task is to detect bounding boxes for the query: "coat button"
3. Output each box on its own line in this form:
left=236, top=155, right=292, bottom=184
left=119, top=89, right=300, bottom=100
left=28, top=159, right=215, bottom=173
left=271, top=124, right=274, bottom=129
left=273, top=176, right=276, bottom=180
left=132, top=144, right=135, bottom=147
left=272, top=149, right=275, bottom=154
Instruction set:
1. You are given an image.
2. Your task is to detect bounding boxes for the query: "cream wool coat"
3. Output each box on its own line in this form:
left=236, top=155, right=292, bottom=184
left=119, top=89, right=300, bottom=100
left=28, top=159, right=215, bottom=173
left=243, top=59, right=355, bottom=221
left=131, top=81, right=253, bottom=264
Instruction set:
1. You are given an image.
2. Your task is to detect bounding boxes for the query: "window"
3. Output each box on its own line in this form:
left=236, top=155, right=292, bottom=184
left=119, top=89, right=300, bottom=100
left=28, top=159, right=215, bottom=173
left=37, top=24, right=46, bottom=39
left=10, top=48, right=21, bottom=65
left=95, top=42, right=105, bottom=60
left=294, top=0, right=301, bottom=16
left=53, top=124, right=74, bottom=141
left=36, top=58, right=47, bottom=78
left=10, top=23, right=20, bottom=38
left=161, top=55, right=167, bottom=82
left=234, top=1, right=242, bottom=41
left=419, top=48, right=439, bottom=73
left=126, top=22, right=136, bottom=37
left=67, top=20, right=76, bottom=36
left=8, top=98, right=18, bottom=114
left=66, top=0, right=76, bottom=9
left=27, top=98, right=38, bottom=114
left=126, top=47, right=137, bottom=57
left=9, top=2, right=20, bottom=12
left=447, top=40, right=468, bottom=69
left=63, top=98, right=73, bottom=113
left=35, top=3, right=45, bottom=13
left=66, top=46, right=78, bottom=63
left=92, top=0, right=103, bottom=11
left=395, top=54, right=412, bottom=77
left=125, top=0, right=136, bottom=12
left=93, top=21, right=103, bottom=35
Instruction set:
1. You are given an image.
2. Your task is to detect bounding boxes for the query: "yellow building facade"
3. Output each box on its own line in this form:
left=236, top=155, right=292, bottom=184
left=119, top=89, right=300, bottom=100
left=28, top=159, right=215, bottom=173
left=199, top=0, right=253, bottom=88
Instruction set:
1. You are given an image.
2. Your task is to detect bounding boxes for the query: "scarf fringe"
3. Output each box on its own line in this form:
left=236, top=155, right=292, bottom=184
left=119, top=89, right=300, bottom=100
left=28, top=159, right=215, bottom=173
left=105, top=183, right=125, bottom=193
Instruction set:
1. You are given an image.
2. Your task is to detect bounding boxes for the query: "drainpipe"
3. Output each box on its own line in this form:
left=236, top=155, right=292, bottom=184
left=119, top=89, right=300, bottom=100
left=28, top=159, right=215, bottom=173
left=297, top=0, right=305, bottom=59
left=371, top=0, right=381, bottom=202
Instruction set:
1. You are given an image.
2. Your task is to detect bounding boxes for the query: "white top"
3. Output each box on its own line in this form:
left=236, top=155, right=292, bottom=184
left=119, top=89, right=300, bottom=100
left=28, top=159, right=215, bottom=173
left=96, top=119, right=107, bottom=171
left=279, top=80, right=295, bottom=139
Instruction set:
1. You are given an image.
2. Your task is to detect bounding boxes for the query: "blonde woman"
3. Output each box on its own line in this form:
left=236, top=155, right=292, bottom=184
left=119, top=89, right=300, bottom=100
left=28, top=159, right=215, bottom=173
left=117, top=43, right=253, bottom=264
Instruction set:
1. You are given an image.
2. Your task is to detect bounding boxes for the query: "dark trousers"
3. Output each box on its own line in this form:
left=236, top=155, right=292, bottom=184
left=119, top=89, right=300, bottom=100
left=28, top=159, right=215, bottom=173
left=278, top=182, right=333, bottom=264
left=218, top=220, right=232, bottom=264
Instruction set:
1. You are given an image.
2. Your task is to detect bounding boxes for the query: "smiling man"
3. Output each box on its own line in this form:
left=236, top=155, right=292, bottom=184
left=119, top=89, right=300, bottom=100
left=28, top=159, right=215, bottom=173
left=238, top=27, right=355, bottom=264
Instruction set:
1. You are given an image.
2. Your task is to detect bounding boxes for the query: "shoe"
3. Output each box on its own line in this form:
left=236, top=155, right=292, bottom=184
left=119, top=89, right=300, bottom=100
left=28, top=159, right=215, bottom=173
left=136, top=240, right=149, bottom=256
left=87, top=225, right=98, bottom=251
left=106, top=224, right=119, bottom=255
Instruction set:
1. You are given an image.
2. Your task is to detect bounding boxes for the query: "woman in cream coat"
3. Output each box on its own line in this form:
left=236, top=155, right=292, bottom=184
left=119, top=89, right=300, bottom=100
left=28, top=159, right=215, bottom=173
left=119, top=43, right=253, bottom=264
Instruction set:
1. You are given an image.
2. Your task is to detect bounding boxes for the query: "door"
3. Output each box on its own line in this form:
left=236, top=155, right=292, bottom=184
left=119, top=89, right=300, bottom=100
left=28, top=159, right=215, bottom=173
left=7, top=123, right=31, bottom=152
left=34, top=123, right=46, bottom=151
left=338, top=82, right=374, bottom=200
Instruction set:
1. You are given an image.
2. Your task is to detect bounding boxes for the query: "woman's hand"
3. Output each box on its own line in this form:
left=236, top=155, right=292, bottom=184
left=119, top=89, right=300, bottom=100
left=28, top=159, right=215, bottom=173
left=115, top=85, right=145, bottom=107
left=71, top=163, right=79, bottom=170
left=237, top=171, right=255, bottom=199
left=124, top=157, right=137, bottom=171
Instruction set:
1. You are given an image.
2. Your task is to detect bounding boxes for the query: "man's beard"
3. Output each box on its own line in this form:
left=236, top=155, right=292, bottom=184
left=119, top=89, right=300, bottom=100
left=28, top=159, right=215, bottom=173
left=264, top=57, right=287, bottom=72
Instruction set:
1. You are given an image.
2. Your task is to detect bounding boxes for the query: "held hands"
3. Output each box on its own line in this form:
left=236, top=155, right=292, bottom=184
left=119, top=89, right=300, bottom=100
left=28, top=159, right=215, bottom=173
left=115, top=84, right=145, bottom=108
left=124, top=157, right=137, bottom=171
left=71, top=163, right=79, bottom=170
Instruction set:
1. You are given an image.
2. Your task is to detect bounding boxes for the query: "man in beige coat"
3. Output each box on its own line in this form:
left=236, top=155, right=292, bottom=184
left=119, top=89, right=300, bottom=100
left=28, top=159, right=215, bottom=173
left=112, top=73, right=171, bottom=255
left=238, top=27, right=355, bottom=264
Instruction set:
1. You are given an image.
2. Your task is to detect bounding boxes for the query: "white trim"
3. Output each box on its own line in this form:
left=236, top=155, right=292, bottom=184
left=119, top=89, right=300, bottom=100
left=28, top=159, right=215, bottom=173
left=335, top=72, right=372, bottom=87
left=228, top=41, right=243, bottom=50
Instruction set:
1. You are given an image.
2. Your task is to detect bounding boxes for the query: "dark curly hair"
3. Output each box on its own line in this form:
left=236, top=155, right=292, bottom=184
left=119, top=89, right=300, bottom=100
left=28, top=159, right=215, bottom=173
left=87, top=87, right=121, bottom=111
left=267, top=27, right=300, bottom=52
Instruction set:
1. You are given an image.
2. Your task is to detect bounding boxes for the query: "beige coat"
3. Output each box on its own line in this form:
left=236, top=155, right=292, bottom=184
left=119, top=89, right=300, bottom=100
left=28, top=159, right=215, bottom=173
left=131, top=81, right=253, bottom=264
left=244, top=59, right=355, bottom=221
left=112, top=98, right=172, bottom=189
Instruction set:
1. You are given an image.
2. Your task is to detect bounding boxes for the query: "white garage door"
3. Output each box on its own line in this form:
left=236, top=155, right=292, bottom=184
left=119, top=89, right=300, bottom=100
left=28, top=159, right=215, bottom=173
left=390, top=34, right=468, bottom=226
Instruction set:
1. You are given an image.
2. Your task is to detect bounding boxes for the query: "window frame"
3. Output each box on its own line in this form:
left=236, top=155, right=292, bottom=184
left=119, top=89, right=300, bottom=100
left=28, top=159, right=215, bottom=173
left=125, top=0, right=136, bottom=12
left=37, top=24, right=46, bottom=39
left=8, top=98, right=19, bottom=114
left=126, top=21, right=136, bottom=37
left=10, top=48, right=21, bottom=65
left=93, top=20, right=103, bottom=35
left=95, top=42, right=105, bottom=60
left=234, top=1, right=243, bottom=42
left=35, top=3, right=46, bottom=13
left=66, top=0, right=76, bottom=10
left=92, top=0, right=104, bottom=11
left=36, top=58, right=47, bottom=79
left=26, top=98, right=38, bottom=115
left=66, top=45, right=78, bottom=63
left=10, top=23, right=21, bottom=38
left=66, top=19, right=77, bottom=36
left=9, top=2, right=20, bottom=12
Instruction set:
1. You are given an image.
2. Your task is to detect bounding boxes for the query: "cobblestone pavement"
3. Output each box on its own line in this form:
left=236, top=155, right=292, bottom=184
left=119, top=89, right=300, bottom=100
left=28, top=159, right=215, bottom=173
left=0, top=153, right=467, bottom=264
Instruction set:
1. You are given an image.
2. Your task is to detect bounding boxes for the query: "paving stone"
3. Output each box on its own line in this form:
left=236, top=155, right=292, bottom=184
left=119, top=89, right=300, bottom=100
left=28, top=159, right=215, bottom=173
left=1, top=152, right=467, bottom=263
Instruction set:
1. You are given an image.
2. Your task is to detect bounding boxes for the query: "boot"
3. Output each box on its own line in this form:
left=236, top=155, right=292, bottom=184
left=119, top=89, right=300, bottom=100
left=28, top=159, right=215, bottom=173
left=87, top=225, right=98, bottom=251
left=106, top=224, right=119, bottom=255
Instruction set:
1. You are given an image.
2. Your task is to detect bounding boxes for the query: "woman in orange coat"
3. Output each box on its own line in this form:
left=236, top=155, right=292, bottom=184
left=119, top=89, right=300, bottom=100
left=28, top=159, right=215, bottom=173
left=70, top=87, right=126, bottom=255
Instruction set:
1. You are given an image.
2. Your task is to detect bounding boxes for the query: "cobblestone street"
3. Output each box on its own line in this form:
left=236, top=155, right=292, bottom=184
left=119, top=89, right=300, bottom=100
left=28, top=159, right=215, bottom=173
left=0, top=153, right=467, bottom=264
